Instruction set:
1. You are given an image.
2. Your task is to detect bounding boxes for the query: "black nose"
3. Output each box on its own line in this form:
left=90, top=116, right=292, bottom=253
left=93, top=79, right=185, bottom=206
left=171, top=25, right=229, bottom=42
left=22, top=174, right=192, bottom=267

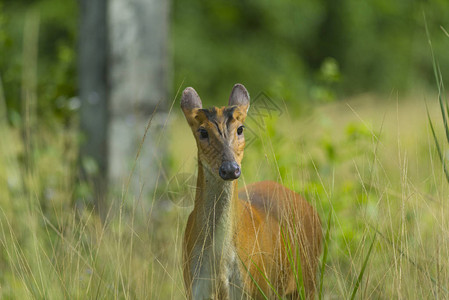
left=219, top=161, right=241, bottom=180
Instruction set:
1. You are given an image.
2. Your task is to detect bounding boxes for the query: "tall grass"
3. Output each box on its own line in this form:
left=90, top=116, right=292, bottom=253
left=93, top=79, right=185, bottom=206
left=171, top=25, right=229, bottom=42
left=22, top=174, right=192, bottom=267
left=2, top=91, right=449, bottom=299
left=1, top=15, right=449, bottom=300
left=426, top=21, right=449, bottom=185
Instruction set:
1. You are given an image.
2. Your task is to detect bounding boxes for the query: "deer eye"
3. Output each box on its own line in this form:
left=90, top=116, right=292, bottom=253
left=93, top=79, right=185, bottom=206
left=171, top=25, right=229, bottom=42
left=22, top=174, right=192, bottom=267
left=198, top=128, right=208, bottom=139
left=237, top=126, right=244, bottom=135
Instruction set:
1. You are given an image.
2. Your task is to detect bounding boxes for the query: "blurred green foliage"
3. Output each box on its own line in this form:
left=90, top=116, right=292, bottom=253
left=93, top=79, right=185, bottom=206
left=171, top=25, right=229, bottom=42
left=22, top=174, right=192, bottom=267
left=0, top=0, right=449, bottom=122
left=173, top=0, right=449, bottom=107
left=0, top=0, right=77, bottom=123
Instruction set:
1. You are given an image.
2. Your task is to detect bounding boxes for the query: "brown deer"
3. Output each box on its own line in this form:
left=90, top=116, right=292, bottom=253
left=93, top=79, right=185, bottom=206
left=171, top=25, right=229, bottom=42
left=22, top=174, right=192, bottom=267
left=181, top=84, right=322, bottom=299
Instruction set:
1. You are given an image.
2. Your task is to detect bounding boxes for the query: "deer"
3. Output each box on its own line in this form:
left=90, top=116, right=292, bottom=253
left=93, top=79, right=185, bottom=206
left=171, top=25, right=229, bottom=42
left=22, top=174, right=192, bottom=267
left=181, top=84, right=322, bottom=300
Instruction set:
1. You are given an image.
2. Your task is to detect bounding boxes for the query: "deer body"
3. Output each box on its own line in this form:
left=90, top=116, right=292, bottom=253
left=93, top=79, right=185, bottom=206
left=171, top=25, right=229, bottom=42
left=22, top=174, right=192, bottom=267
left=181, top=84, right=322, bottom=299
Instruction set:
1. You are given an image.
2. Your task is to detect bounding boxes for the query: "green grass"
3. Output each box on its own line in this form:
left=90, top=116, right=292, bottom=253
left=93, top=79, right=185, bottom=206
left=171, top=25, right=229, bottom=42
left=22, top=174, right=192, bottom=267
left=2, top=91, right=449, bottom=299
left=318, top=208, right=332, bottom=299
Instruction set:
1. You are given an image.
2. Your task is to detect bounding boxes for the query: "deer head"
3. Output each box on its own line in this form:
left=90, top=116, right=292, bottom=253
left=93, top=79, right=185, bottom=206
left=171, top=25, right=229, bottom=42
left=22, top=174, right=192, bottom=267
left=181, top=84, right=250, bottom=181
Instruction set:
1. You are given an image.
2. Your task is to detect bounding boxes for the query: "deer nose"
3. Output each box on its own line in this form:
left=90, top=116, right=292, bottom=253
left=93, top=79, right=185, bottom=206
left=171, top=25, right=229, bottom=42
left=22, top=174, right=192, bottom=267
left=219, top=161, right=241, bottom=180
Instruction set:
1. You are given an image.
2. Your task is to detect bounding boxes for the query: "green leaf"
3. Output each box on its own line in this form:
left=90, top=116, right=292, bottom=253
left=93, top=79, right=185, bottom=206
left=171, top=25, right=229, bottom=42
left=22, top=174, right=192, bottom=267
left=281, top=225, right=305, bottom=299
left=350, top=233, right=376, bottom=300
left=237, top=253, right=269, bottom=300
left=319, top=209, right=332, bottom=300
left=427, top=105, right=449, bottom=183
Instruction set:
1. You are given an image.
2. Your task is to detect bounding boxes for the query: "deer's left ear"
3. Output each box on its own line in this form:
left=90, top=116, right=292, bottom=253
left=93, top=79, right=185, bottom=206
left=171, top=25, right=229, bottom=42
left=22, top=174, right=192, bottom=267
left=229, top=83, right=250, bottom=113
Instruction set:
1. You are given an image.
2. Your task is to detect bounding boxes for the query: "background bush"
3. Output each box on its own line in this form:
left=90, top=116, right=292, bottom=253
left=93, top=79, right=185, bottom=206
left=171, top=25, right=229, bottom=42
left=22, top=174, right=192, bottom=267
left=1, top=0, right=449, bottom=118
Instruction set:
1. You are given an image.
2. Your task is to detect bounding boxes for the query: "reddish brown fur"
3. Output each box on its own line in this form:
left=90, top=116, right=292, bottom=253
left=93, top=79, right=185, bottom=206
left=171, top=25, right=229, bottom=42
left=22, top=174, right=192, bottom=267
left=181, top=85, right=322, bottom=299
left=237, top=181, right=322, bottom=298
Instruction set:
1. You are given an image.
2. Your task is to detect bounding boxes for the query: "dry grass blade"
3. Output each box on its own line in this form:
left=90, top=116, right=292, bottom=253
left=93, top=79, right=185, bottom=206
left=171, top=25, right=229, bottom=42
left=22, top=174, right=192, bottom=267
left=121, top=101, right=161, bottom=205
left=368, top=224, right=449, bottom=296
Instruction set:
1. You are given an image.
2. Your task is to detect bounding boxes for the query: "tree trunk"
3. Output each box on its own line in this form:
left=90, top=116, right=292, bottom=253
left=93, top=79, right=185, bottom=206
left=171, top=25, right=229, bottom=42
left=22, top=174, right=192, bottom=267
left=79, top=0, right=108, bottom=218
left=108, top=0, right=170, bottom=203
left=79, top=0, right=170, bottom=214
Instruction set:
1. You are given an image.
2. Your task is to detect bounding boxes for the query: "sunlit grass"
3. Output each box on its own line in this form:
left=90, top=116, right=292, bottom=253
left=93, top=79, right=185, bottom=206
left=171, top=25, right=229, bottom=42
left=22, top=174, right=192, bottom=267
left=1, top=92, right=449, bottom=299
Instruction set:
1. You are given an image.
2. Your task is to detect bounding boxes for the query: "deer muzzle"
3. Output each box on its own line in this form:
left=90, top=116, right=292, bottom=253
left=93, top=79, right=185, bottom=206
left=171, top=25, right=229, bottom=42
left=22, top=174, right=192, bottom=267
left=219, top=161, right=241, bottom=181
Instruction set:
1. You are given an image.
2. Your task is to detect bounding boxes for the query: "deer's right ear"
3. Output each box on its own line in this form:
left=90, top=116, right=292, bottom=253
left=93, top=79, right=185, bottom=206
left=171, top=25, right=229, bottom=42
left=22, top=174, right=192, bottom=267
left=181, top=87, right=202, bottom=125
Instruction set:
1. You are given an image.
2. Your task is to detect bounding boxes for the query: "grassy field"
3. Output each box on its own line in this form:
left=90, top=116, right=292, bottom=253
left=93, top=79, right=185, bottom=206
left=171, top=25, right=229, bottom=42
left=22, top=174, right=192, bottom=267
left=1, top=92, right=449, bottom=299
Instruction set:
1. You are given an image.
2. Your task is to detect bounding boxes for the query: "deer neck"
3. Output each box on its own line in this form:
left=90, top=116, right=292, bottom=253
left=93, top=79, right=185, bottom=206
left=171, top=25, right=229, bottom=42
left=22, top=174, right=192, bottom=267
left=193, top=160, right=239, bottom=245
left=189, top=159, right=245, bottom=297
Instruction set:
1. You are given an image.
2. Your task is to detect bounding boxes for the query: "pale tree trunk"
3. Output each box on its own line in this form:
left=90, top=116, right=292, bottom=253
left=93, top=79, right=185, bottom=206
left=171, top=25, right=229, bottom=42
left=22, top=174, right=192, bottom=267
left=79, top=0, right=169, bottom=216
left=108, top=0, right=170, bottom=204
